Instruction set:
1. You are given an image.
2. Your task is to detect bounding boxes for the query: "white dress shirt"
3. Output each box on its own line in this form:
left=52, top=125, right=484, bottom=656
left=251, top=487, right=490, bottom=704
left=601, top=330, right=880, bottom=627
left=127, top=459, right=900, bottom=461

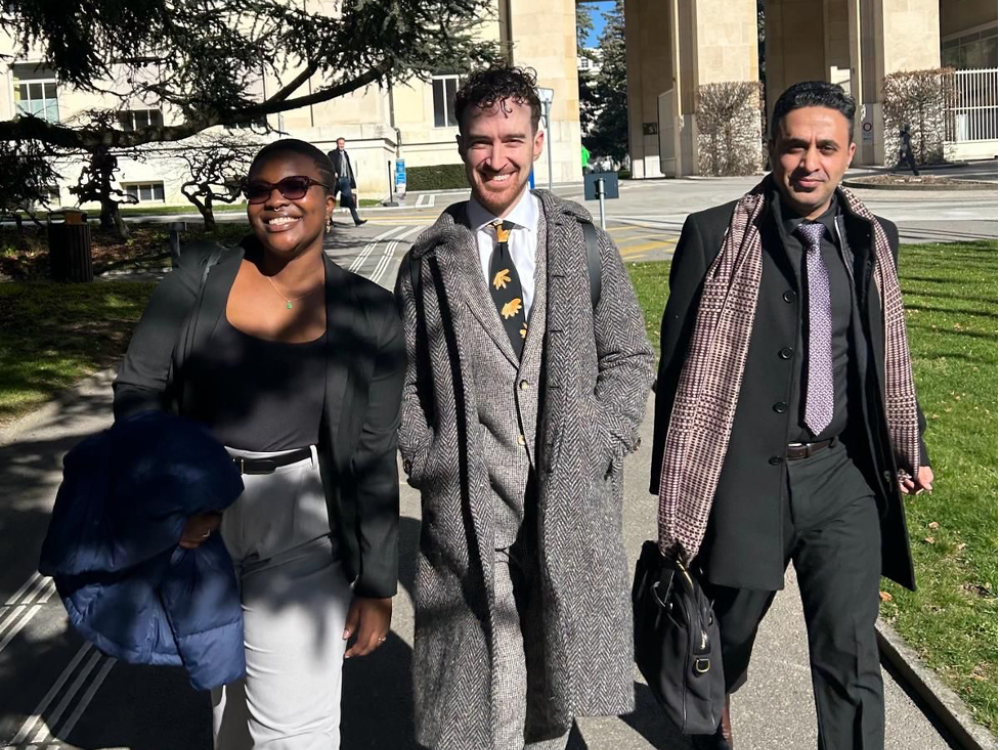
left=467, top=189, right=540, bottom=317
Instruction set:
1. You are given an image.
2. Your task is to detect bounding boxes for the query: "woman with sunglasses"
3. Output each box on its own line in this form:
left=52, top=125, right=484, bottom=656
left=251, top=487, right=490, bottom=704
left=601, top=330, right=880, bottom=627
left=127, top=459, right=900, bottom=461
left=113, top=139, right=405, bottom=749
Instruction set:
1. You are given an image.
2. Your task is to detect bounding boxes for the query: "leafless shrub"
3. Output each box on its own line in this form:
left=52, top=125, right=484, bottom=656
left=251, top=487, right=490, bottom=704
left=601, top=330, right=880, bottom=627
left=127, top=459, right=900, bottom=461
left=696, top=81, right=763, bottom=176
left=882, top=68, right=954, bottom=165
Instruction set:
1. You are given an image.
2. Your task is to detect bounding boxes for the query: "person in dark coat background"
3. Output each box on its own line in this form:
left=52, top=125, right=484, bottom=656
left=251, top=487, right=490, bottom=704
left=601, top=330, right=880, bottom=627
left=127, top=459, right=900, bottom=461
left=651, top=82, right=933, bottom=750
left=114, top=139, right=404, bottom=750
left=328, top=137, right=367, bottom=227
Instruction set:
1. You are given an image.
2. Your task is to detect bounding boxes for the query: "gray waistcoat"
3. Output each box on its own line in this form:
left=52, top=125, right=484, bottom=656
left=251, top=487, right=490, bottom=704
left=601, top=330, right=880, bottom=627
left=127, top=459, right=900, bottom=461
left=461, top=209, right=548, bottom=548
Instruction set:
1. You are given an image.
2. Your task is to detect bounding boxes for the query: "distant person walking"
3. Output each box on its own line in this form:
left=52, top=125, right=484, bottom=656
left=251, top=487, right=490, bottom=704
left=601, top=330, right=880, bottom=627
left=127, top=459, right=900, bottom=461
left=896, top=124, right=920, bottom=176
left=328, top=137, right=367, bottom=226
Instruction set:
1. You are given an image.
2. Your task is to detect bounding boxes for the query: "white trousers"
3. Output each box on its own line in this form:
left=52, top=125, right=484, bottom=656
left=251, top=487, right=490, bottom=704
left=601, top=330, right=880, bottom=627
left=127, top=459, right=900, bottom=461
left=212, top=447, right=353, bottom=750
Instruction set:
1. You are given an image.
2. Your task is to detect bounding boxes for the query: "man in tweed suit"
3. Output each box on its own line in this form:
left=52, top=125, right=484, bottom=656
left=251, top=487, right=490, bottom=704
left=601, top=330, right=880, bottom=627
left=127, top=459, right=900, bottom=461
left=395, top=66, right=654, bottom=750
left=651, top=82, right=933, bottom=750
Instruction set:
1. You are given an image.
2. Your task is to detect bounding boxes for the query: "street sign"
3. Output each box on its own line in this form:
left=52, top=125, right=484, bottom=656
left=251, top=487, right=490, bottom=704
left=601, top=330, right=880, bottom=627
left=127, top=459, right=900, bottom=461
left=394, top=159, right=406, bottom=195
left=584, top=172, right=619, bottom=200
left=583, top=172, right=619, bottom=229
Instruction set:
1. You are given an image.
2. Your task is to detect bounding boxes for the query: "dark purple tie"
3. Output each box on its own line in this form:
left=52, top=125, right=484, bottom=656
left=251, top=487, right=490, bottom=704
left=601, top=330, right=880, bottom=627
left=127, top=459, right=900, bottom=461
left=795, top=222, right=834, bottom=436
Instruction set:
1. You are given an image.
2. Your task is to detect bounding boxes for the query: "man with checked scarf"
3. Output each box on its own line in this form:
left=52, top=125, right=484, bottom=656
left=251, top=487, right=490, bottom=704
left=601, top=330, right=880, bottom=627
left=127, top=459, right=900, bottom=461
left=651, top=81, right=933, bottom=750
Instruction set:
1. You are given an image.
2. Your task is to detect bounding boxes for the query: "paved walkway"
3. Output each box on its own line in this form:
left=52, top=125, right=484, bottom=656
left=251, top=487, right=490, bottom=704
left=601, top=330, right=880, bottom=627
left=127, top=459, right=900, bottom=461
left=0, top=217, right=969, bottom=748
left=0, top=378, right=960, bottom=749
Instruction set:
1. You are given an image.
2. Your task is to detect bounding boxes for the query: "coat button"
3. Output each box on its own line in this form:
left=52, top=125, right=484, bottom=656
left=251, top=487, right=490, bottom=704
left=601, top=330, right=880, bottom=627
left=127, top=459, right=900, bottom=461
left=517, top=434, right=526, bottom=446
left=779, top=347, right=793, bottom=360
left=773, top=402, right=787, bottom=413
left=783, top=290, right=797, bottom=303
left=403, top=459, right=412, bottom=473
left=769, top=456, right=782, bottom=466
left=519, top=379, right=530, bottom=391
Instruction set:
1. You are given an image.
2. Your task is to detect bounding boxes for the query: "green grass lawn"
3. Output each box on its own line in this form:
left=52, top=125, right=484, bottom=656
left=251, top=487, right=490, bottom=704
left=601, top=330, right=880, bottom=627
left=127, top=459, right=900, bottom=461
left=0, top=282, right=155, bottom=423
left=627, top=239, right=998, bottom=733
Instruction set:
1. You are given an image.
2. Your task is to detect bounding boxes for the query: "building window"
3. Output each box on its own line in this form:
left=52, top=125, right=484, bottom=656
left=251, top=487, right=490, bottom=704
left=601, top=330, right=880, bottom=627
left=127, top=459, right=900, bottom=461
left=122, top=182, right=166, bottom=203
left=118, top=109, right=164, bottom=131
left=13, top=64, right=60, bottom=123
left=432, top=75, right=462, bottom=128
left=942, top=25, right=998, bottom=70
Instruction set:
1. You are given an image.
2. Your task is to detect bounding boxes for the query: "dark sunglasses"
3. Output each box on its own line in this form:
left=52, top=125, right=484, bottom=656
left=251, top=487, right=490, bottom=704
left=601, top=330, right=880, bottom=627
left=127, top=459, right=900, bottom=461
left=243, top=176, right=330, bottom=204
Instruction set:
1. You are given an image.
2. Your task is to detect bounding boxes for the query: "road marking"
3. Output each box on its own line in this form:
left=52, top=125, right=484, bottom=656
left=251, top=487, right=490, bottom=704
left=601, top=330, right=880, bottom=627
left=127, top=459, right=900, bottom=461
left=368, top=226, right=423, bottom=286
left=619, top=234, right=679, bottom=245
left=369, top=219, right=434, bottom=227
left=10, top=643, right=93, bottom=745
left=414, top=194, right=436, bottom=208
left=4, top=572, right=41, bottom=605
left=347, top=226, right=406, bottom=274
left=0, top=576, right=55, bottom=655
left=369, top=241, right=399, bottom=286
left=55, top=657, right=116, bottom=739
left=620, top=240, right=675, bottom=254
left=31, top=649, right=104, bottom=743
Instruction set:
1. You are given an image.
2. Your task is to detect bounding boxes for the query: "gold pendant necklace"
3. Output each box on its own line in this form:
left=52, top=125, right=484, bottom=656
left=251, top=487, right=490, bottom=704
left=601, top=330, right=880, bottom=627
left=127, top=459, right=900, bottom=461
left=266, top=274, right=313, bottom=309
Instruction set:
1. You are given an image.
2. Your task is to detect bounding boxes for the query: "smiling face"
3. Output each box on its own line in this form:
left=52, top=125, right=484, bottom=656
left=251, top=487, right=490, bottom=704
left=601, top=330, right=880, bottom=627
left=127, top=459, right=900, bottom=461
left=457, top=98, right=544, bottom=218
left=246, top=151, right=335, bottom=259
left=769, top=106, right=856, bottom=220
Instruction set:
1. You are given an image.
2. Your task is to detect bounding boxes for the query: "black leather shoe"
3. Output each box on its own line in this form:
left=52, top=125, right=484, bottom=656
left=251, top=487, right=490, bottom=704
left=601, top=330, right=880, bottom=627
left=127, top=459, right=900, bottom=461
left=355, top=219, right=368, bottom=226
left=692, top=695, right=733, bottom=750
left=720, top=694, right=733, bottom=747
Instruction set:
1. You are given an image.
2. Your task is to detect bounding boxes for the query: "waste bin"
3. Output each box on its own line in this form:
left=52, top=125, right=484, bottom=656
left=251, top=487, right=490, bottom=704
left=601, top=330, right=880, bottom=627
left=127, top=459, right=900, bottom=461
left=48, top=209, right=93, bottom=282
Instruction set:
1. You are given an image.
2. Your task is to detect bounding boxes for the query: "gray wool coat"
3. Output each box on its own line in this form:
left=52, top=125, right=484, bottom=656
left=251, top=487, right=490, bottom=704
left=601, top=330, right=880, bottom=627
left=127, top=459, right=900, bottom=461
left=394, top=190, right=655, bottom=750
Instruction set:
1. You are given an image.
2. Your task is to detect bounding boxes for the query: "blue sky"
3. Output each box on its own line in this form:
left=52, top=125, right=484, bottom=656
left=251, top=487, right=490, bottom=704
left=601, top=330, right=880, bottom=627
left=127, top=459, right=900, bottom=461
left=581, top=1, right=614, bottom=47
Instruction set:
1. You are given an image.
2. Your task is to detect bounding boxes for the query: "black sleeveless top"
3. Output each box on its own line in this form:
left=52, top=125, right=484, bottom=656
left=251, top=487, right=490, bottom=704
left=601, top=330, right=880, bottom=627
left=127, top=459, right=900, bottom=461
left=184, top=315, right=325, bottom=451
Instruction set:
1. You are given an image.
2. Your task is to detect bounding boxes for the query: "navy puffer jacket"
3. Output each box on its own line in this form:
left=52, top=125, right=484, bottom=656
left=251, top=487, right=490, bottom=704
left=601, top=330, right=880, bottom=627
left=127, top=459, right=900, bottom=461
left=39, top=411, right=244, bottom=690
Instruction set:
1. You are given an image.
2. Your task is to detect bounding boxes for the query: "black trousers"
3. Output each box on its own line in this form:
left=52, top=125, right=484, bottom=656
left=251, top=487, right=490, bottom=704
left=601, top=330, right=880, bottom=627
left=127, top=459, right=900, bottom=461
left=705, top=439, right=884, bottom=750
left=337, top=177, right=362, bottom=224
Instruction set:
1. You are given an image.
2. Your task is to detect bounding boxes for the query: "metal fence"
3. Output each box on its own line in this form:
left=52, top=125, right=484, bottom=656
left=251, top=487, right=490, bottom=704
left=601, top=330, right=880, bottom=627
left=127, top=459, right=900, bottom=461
left=946, top=68, right=998, bottom=143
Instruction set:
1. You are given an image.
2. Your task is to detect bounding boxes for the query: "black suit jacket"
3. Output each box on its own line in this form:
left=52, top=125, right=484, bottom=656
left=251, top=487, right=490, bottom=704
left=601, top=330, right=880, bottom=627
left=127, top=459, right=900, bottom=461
left=650, top=182, right=928, bottom=591
left=328, top=149, right=357, bottom=189
left=114, top=240, right=405, bottom=598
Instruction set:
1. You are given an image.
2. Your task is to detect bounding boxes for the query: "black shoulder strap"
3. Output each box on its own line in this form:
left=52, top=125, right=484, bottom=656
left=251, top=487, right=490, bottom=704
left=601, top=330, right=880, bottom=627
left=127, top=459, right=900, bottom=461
left=408, top=252, right=421, bottom=298
left=580, top=220, right=602, bottom=309
left=200, top=243, right=225, bottom=289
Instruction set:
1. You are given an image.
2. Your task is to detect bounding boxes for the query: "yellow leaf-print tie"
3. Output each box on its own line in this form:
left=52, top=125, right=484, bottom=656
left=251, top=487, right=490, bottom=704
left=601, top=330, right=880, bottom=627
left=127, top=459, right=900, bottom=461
left=501, top=298, right=522, bottom=319
left=488, top=219, right=526, bottom=358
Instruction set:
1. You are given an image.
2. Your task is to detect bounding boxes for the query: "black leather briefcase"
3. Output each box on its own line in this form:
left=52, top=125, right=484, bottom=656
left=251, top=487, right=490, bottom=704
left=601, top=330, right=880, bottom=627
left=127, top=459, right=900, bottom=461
left=632, top=540, right=725, bottom=735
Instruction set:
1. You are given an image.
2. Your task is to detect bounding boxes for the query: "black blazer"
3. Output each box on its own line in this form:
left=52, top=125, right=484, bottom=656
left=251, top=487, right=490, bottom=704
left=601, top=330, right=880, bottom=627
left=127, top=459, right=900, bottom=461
left=650, top=182, right=928, bottom=591
left=328, top=149, right=357, bottom=189
left=114, top=240, right=405, bottom=598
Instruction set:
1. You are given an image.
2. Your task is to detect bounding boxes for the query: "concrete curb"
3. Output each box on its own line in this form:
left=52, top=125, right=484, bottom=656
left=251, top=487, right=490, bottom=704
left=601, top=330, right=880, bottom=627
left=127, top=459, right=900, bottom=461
left=842, top=178, right=997, bottom=191
left=876, top=618, right=998, bottom=750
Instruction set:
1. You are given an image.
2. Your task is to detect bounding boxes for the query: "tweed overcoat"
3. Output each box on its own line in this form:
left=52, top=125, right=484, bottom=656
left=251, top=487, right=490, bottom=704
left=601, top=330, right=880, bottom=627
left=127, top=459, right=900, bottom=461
left=394, top=190, right=655, bottom=750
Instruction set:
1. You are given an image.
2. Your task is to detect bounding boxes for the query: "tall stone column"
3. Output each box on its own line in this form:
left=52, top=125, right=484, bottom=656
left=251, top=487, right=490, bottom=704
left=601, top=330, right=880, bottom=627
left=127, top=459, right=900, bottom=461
left=625, top=0, right=758, bottom=177
left=509, top=0, right=582, bottom=183
left=624, top=0, right=674, bottom=178
left=851, top=0, right=941, bottom=165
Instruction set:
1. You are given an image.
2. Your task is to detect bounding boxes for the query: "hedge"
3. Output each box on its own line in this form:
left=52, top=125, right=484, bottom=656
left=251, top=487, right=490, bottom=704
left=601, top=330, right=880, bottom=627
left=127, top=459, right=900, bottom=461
left=405, top=164, right=468, bottom=191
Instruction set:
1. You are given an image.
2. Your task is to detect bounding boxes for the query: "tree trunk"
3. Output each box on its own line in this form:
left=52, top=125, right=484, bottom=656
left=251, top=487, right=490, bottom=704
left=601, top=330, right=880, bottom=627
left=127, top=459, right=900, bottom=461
left=103, top=199, right=130, bottom=240
left=202, top=197, right=216, bottom=232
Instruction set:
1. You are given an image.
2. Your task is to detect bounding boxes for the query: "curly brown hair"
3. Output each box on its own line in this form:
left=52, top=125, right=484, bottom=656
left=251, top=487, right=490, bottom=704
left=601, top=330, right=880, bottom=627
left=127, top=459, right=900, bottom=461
left=454, top=66, right=542, bottom=133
